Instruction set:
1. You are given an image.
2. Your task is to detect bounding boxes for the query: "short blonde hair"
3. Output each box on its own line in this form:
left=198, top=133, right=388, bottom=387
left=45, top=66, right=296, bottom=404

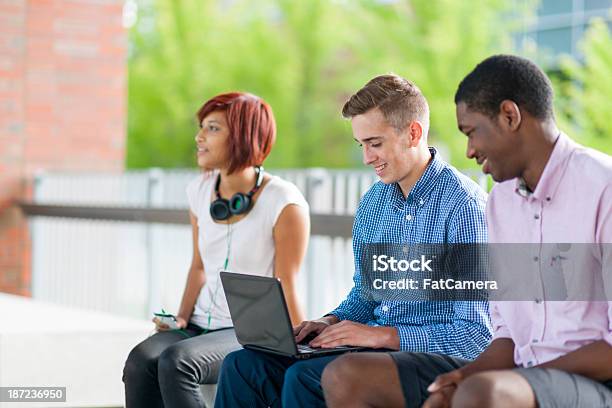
left=343, top=74, right=430, bottom=134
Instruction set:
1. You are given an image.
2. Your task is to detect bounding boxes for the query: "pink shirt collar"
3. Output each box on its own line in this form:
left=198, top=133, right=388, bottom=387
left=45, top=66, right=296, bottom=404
left=514, top=133, right=575, bottom=202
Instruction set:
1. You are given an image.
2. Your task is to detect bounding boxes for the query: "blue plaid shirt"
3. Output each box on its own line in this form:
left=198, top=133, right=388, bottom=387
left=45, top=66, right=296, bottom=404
left=330, top=148, right=492, bottom=359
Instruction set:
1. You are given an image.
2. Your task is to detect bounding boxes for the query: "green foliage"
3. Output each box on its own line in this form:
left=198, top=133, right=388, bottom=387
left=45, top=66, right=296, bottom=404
left=126, top=0, right=527, bottom=169
left=332, top=0, right=520, bottom=169
left=555, top=18, right=612, bottom=154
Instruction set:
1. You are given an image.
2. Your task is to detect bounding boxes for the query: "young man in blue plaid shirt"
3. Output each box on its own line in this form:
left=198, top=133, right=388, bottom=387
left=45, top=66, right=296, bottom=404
left=214, top=74, right=492, bottom=408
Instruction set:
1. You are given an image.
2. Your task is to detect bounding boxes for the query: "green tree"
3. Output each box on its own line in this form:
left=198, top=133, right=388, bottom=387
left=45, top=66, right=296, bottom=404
left=556, top=18, right=612, bottom=154
left=127, top=0, right=528, bottom=169
left=330, top=0, right=524, bottom=169
left=128, top=0, right=352, bottom=168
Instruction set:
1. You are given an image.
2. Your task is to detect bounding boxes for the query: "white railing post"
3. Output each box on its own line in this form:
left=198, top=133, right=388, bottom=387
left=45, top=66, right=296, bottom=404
left=303, top=168, right=327, bottom=318
left=30, top=171, right=45, bottom=299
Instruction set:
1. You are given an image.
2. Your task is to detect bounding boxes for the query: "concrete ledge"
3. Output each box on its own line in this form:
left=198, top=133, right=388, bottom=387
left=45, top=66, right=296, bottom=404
left=201, top=384, right=217, bottom=407
left=0, top=294, right=151, bottom=407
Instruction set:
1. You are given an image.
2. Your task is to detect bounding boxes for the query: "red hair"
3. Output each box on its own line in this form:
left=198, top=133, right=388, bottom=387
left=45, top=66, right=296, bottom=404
left=196, top=92, right=276, bottom=175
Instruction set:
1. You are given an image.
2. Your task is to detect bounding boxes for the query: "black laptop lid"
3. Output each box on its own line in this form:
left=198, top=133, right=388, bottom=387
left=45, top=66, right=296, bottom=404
left=220, top=272, right=297, bottom=355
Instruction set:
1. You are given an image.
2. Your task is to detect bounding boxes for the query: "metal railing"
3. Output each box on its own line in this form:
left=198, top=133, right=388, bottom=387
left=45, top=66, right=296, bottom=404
left=21, top=168, right=488, bottom=320
left=19, top=203, right=354, bottom=238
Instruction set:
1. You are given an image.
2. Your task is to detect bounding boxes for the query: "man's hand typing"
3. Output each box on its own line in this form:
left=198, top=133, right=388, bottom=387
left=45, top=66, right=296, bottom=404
left=309, top=320, right=400, bottom=350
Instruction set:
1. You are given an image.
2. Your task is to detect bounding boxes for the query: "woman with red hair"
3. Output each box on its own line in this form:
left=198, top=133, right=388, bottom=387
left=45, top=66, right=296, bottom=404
left=123, top=92, right=309, bottom=408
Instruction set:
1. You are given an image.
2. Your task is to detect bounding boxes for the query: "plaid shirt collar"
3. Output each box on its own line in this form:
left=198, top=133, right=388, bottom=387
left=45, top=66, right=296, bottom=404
left=392, top=147, right=445, bottom=209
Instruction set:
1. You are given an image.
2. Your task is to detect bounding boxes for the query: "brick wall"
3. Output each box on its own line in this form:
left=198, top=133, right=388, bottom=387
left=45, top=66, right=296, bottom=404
left=0, top=0, right=126, bottom=295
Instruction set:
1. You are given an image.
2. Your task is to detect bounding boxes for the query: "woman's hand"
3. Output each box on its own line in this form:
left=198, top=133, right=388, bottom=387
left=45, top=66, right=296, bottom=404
left=152, top=316, right=188, bottom=331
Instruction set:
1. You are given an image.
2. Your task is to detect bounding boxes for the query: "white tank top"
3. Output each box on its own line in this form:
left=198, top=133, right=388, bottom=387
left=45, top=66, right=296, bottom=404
left=185, top=171, right=309, bottom=329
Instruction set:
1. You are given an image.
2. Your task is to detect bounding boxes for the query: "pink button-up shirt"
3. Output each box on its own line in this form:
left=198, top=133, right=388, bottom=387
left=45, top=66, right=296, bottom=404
left=487, top=133, right=612, bottom=367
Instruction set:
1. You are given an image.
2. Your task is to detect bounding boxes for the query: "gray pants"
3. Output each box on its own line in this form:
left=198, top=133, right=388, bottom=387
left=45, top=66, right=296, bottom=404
left=122, top=324, right=241, bottom=408
left=515, top=367, right=612, bottom=408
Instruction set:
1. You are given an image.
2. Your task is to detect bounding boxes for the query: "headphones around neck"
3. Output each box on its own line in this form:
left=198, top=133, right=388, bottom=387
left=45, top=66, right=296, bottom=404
left=210, top=166, right=264, bottom=221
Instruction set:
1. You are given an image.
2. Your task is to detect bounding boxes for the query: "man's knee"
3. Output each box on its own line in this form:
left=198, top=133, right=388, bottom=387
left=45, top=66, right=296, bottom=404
left=284, top=362, right=311, bottom=389
left=322, top=354, right=362, bottom=388
left=218, top=349, right=243, bottom=377
left=452, top=372, right=497, bottom=407
left=284, top=358, right=327, bottom=391
left=218, top=348, right=266, bottom=383
left=321, top=354, right=366, bottom=401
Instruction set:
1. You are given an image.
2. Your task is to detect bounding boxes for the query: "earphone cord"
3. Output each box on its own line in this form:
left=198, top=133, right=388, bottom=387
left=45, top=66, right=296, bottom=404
left=202, top=222, right=233, bottom=334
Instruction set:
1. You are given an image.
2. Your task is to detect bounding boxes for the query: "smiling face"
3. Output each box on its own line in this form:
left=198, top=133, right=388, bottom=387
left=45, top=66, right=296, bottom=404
left=194, top=110, right=230, bottom=170
left=352, top=108, right=421, bottom=185
left=456, top=102, right=524, bottom=182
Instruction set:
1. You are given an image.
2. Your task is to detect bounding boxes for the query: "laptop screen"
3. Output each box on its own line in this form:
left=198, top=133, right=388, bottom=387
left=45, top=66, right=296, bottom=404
left=220, top=272, right=297, bottom=355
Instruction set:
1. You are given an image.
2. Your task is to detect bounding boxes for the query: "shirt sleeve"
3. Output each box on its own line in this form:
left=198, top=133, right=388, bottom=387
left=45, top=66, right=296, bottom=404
left=395, top=301, right=492, bottom=358
left=490, top=301, right=513, bottom=340
left=605, top=302, right=612, bottom=347
left=269, top=179, right=310, bottom=227
left=185, top=175, right=204, bottom=216
left=597, top=183, right=612, bottom=346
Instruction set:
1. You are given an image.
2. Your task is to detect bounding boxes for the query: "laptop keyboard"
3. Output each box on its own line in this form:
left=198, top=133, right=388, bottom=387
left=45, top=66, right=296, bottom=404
left=297, top=344, right=358, bottom=353
left=297, top=344, right=318, bottom=353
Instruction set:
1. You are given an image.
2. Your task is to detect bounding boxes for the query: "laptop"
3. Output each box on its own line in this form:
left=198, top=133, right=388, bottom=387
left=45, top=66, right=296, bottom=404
left=220, top=271, right=365, bottom=359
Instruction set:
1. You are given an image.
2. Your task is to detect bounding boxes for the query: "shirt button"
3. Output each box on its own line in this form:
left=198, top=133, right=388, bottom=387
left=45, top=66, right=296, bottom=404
left=419, top=199, right=424, bottom=206
left=535, top=298, right=542, bottom=304
left=533, top=256, right=539, bottom=262
left=406, top=214, right=412, bottom=221
left=526, top=361, right=534, bottom=367
left=532, top=339, right=539, bottom=343
left=402, top=246, right=409, bottom=253
left=382, top=305, right=389, bottom=312
left=534, top=214, right=540, bottom=220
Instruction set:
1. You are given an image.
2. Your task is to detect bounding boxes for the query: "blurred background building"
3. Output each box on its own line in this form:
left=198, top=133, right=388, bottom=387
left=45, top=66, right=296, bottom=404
left=518, top=0, right=612, bottom=61
left=0, top=0, right=126, bottom=296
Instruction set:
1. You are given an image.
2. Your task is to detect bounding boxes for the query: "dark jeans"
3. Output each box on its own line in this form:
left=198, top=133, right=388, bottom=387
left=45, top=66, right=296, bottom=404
left=214, top=348, right=341, bottom=408
left=122, top=324, right=240, bottom=408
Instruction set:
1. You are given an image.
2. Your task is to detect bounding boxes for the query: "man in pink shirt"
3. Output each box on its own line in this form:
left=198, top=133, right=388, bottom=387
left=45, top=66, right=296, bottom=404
left=321, top=55, right=612, bottom=407
left=424, top=55, right=612, bottom=407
